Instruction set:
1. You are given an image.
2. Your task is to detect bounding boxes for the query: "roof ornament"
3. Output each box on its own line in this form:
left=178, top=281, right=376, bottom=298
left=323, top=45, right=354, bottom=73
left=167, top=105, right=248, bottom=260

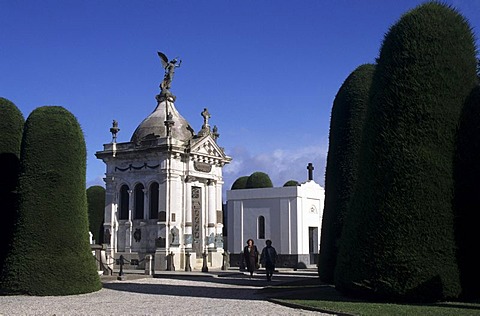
left=158, top=51, right=181, bottom=93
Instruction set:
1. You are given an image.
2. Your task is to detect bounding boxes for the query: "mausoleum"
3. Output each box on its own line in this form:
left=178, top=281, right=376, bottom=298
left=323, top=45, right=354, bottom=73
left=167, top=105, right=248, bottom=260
left=226, top=167, right=325, bottom=268
left=96, top=53, right=231, bottom=271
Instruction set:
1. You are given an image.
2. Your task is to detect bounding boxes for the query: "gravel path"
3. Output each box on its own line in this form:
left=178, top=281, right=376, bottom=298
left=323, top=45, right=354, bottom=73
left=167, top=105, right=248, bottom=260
left=0, top=271, right=332, bottom=315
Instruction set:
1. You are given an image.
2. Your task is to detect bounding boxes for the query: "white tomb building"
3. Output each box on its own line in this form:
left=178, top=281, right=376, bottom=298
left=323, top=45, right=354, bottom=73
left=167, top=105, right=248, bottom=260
left=96, top=54, right=231, bottom=271
left=226, top=165, right=325, bottom=268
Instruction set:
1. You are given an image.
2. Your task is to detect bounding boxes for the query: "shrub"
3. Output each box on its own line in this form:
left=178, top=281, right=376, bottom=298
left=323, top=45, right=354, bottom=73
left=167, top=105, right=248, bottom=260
left=231, top=176, right=249, bottom=190
left=0, top=106, right=102, bottom=295
left=0, top=98, right=24, bottom=273
left=283, top=180, right=299, bottom=187
left=87, top=185, right=106, bottom=244
left=245, top=172, right=273, bottom=189
left=319, top=64, right=375, bottom=283
left=335, top=2, right=478, bottom=302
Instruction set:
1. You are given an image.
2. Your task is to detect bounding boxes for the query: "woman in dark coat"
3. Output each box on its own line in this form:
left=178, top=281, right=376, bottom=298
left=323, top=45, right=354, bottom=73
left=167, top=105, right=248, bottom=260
left=243, top=239, right=259, bottom=277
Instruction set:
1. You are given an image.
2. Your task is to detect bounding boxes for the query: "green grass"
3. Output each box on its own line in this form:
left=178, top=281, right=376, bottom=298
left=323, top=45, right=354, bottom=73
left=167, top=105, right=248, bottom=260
left=259, top=278, right=480, bottom=316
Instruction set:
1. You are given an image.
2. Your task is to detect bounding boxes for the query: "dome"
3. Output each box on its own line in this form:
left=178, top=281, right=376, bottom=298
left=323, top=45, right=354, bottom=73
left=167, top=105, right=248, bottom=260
left=131, top=98, right=194, bottom=144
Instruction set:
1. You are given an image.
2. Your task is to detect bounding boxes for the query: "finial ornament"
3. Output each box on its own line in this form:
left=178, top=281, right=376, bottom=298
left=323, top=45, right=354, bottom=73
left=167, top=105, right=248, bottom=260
left=110, top=120, right=120, bottom=143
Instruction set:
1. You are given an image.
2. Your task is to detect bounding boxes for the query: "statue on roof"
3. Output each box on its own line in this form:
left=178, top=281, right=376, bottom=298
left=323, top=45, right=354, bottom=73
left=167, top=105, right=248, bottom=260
left=158, top=51, right=182, bottom=91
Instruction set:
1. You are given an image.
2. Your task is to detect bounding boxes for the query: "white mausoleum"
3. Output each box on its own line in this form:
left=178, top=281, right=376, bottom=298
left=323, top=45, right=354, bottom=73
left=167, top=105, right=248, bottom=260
left=96, top=83, right=231, bottom=271
left=226, top=174, right=324, bottom=268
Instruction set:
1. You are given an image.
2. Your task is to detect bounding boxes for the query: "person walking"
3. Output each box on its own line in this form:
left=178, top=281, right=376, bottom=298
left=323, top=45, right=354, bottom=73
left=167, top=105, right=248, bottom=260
left=260, top=240, right=278, bottom=281
left=243, top=239, right=259, bottom=278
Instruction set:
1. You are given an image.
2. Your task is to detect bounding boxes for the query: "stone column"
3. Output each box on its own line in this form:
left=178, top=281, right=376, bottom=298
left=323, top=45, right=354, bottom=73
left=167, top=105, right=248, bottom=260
left=207, top=180, right=216, bottom=249
left=143, top=188, right=149, bottom=220
left=103, top=176, right=117, bottom=261
left=126, top=189, right=133, bottom=252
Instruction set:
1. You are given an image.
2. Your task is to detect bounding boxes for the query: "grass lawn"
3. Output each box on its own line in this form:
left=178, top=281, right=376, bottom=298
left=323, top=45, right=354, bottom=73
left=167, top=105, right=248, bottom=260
left=259, top=278, right=480, bottom=316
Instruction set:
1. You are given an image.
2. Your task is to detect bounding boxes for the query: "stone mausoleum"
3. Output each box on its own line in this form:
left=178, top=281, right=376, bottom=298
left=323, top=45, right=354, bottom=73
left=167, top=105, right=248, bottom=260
left=96, top=53, right=231, bottom=271
left=226, top=167, right=325, bottom=269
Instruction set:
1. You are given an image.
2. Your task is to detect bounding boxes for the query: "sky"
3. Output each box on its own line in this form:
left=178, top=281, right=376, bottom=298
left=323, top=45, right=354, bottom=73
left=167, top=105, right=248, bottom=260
left=1, top=0, right=479, bottom=195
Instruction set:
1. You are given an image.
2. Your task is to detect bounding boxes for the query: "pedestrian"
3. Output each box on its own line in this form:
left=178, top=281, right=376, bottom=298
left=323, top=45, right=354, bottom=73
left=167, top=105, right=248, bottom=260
left=260, top=239, right=277, bottom=281
left=243, top=239, right=259, bottom=277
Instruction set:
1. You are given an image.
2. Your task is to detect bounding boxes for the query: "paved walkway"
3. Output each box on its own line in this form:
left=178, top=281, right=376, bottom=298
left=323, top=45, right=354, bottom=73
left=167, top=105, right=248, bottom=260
left=0, top=269, right=332, bottom=315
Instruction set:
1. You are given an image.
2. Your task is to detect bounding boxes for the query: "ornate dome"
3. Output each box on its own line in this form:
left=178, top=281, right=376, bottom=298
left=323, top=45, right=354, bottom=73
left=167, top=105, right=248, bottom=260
left=130, top=98, right=194, bottom=144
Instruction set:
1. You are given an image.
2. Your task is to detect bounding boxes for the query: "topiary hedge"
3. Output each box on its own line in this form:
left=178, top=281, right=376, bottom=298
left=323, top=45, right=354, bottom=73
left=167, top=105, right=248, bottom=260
left=283, top=180, right=299, bottom=187
left=87, top=185, right=106, bottom=245
left=0, top=97, right=24, bottom=274
left=245, top=171, right=273, bottom=189
left=454, top=85, right=480, bottom=299
left=0, top=106, right=102, bottom=295
left=319, top=64, right=375, bottom=284
left=231, top=176, right=249, bottom=190
left=335, top=2, right=478, bottom=302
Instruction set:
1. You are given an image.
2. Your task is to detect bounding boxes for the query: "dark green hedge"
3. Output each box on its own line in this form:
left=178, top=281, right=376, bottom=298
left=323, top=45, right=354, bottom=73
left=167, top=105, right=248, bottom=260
left=87, top=186, right=105, bottom=245
left=231, top=176, right=249, bottom=190
left=0, top=98, right=24, bottom=274
left=0, top=106, right=101, bottom=295
left=335, top=2, right=478, bottom=302
left=319, top=64, right=375, bottom=284
left=454, top=85, right=480, bottom=299
left=245, top=172, right=273, bottom=189
left=283, top=180, right=299, bottom=187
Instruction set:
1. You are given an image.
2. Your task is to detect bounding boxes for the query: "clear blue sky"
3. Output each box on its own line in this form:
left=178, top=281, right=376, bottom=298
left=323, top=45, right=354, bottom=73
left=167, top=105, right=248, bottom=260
left=1, top=0, right=479, bottom=192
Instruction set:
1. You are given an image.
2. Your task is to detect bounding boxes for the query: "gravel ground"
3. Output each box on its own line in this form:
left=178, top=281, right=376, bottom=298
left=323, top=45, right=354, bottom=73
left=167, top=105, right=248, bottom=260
left=0, top=271, right=332, bottom=316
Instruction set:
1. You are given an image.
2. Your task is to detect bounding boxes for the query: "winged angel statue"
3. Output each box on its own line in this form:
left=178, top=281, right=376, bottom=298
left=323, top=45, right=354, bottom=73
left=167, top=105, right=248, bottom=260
left=158, top=51, right=182, bottom=91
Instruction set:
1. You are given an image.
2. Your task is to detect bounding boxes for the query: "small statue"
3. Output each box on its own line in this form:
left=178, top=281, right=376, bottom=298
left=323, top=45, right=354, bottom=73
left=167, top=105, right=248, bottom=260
left=158, top=51, right=182, bottom=91
left=201, top=108, right=211, bottom=127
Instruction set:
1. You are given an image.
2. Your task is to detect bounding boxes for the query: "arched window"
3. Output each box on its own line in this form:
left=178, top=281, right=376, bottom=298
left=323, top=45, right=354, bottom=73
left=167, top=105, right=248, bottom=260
left=149, top=182, right=159, bottom=219
left=258, top=216, right=265, bottom=239
left=119, top=185, right=129, bottom=220
left=134, top=183, right=144, bottom=220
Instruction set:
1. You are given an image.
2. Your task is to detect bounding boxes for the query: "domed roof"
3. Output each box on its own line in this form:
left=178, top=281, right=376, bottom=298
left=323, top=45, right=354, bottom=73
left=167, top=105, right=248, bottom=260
left=130, top=98, right=194, bottom=143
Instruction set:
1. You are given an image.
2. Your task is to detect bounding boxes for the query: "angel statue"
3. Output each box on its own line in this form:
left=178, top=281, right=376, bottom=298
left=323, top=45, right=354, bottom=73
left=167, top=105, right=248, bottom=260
left=158, top=51, right=182, bottom=91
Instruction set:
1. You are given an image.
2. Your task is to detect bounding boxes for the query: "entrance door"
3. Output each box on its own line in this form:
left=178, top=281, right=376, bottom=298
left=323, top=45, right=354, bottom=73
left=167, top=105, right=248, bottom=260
left=309, top=227, right=318, bottom=264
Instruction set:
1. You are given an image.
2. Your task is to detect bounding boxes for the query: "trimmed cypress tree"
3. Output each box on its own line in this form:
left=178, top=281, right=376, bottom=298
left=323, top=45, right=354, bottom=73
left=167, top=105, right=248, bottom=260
left=283, top=180, right=300, bottom=187
left=231, top=176, right=249, bottom=190
left=245, top=172, right=273, bottom=189
left=318, top=64, right=375, bottom=283
left=454, top=85, right=480, bottom=299
left=87, top=185, right=106, bottom=245
left=0, top=98, right=24, bottom=273
left=335, top=2, right=478, bottom=302
left=0, top=106, right=102, bottom=295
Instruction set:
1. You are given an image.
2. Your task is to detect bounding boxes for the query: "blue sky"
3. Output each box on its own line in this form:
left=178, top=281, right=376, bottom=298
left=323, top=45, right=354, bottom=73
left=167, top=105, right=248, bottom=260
left=1, top=0, right=479, bottom=193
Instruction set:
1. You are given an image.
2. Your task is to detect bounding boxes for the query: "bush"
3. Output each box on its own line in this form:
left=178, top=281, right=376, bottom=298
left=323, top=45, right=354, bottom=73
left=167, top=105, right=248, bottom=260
left=0, top=98, right=24, bottom=274
left=87, top=186, right=106, bottom=244
left=283, top=180, right=299, bottom=187
left=231, top=176, right=249, bottom=190
left=0, top=106, right=102, bottom=295
left=245, top=172, right=273, bottom=189
left=454, top=85, right=480, bottom=299
left=319, top=64, right=375, bottom=283
left=335, top=2, right=478, bottom=302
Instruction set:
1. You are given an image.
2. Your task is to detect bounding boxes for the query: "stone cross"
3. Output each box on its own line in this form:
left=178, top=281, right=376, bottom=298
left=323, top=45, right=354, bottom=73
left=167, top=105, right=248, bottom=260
left=307, top=163, right=314, bottom=181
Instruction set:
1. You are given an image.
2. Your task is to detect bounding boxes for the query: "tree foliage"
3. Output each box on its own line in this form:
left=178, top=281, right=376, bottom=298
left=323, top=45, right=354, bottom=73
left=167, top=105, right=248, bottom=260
left=231, top=176, right=249, bottom=190
left=283, top=180, right=300, bottom=187
left=319, top=64, right=375, bottom=283
left=245, top=171, right=273, bottom=189
left=0, top=106, right=101, bottom=295
left=335, top=2, right=478, bottom=302
left=87, top=185, right=106, bottom=244
left=0, top=97, right=24, bottom=274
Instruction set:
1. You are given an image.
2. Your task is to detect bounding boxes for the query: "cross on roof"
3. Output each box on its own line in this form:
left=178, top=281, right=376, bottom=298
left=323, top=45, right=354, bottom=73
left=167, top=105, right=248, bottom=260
left=307, top=163, right=314, bottom=181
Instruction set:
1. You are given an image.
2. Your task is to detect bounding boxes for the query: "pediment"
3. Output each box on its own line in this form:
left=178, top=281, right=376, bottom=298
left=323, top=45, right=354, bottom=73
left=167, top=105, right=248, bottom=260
left=190, top=135, right=226, bottom=159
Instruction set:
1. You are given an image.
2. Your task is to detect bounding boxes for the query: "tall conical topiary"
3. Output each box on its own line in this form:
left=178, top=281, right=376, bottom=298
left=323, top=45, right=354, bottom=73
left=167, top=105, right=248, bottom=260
left=231, top=176, right=249, bottom=190
left=0, top=106, right=102, bottom=295
left=0, top=98, right=24, bottom=273
left=319, top=64, right=375, bottom=283
left=454, top=85, right=480, bottom=299
left=87, top=185, right=106, bottom=245
left=245, top=171, right=273, bottom=189
left=335, top=2, right=478, bottom=302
